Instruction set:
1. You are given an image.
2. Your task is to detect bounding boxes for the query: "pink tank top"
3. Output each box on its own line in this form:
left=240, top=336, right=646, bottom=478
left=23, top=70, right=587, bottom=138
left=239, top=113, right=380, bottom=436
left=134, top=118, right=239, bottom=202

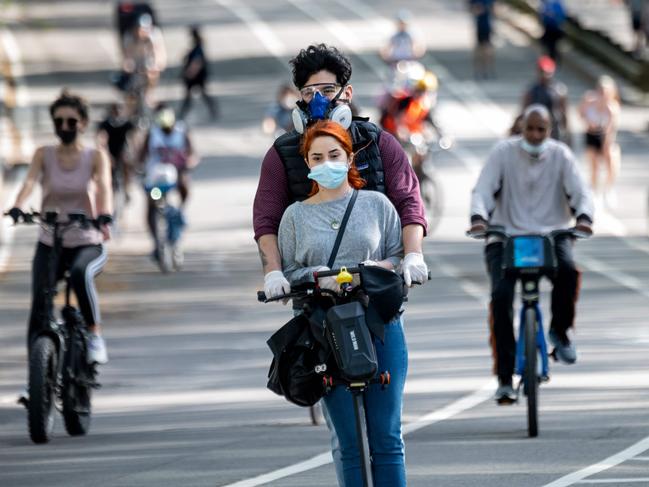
left=39, top=146, right=103, bottom=248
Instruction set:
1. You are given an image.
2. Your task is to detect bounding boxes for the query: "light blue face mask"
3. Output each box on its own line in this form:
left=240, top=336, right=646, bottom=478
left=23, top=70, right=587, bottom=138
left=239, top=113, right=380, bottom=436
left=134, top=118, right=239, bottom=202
left=307, top=160, right=349, bottom=189
left=520, top=138, right=549, bottom=157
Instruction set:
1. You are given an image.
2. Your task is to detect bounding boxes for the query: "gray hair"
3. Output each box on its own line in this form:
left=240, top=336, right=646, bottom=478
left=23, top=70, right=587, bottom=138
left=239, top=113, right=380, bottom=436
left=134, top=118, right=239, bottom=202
left=522, top=104, right=551, bottom=123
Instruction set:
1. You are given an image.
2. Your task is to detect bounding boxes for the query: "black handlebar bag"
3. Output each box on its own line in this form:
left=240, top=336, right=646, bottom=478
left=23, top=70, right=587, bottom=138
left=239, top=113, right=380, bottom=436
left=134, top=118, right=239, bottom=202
left=325, top=300, right=378, bottom=382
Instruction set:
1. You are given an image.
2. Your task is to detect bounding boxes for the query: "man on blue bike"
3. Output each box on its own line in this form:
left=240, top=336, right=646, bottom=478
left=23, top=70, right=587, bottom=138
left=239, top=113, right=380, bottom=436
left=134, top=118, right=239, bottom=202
left=469, top=104, right=594, bottom=404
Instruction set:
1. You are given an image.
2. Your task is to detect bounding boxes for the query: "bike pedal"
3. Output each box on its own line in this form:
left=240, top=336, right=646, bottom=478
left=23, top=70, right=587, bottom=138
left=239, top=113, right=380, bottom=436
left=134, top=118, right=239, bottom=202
left=17, top=395, right=29, bottom=409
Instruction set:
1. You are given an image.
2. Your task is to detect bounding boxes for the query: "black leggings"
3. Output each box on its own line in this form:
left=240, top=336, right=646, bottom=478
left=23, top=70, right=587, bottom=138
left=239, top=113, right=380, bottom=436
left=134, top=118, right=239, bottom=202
left=28, top=242, right=106, bottom=350
left=485, top=236, right=581, bottom=382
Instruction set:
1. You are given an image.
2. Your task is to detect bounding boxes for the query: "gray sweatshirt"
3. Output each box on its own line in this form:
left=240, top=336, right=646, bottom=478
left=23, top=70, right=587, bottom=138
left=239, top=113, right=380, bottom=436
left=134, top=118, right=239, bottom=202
left=471, top=136, right=594, bottom=236
left=279, top=190, right=403, bottom=285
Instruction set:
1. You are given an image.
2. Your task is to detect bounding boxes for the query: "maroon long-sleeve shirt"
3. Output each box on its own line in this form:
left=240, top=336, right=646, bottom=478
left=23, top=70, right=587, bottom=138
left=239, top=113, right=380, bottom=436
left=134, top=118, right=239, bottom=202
left=253, top=129, right=427, bottom=241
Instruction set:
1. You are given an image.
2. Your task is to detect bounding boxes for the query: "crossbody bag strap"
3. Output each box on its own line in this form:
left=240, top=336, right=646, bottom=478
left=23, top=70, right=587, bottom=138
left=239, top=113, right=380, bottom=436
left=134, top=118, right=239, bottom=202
left=326, top=190, right=358, bottom=269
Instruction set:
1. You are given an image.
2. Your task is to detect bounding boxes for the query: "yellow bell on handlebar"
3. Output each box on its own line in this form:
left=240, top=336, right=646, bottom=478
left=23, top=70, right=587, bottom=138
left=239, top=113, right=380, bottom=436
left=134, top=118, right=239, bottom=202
left=336, top=266, right=354, bottom=285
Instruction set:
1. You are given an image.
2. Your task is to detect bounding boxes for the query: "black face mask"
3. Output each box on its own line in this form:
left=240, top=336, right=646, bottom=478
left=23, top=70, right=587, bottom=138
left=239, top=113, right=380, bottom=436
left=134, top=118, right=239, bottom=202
left=56, top=127, right=77, bottom=145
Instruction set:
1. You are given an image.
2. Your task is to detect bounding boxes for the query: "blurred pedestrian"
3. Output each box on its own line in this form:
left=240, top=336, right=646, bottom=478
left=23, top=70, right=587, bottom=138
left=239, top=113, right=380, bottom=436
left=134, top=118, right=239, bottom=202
left=522, top=55, right=570, bottom=144
left=623, top=0, right=649, bottom=57
left=261, top=83, right=298, bottom=137
left=539, top=0, right=567, bottom=62
left=380, top=10, right=426, bottom=66
left=579, top=75, right=621, bottom=207
left=179, top=25, right=218, bottom=121
left=468, top=0, right=495, bottom=79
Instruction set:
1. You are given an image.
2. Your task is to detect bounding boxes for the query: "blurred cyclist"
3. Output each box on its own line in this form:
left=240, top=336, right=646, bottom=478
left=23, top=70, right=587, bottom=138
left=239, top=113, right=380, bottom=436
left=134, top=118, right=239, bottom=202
left=122, top=13, right=167, bottom=112
left=139, top=104, right=197, bottom=259
left=115, top=1, right=156, bottom=54
left=97, top=102, right=136, bottom=206
left=469, top=104, right=594, bottom=404
left=379, top=66, right=444, bottom=177
left=380, top=10, right=426, bottom=66
left=522, top=55, right=570, bottom=144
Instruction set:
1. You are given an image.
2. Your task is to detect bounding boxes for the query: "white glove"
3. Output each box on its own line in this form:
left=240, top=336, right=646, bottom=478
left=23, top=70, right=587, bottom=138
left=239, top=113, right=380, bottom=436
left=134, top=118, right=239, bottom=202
left=315, top=266, right=340, bottom=294
left=264, top=270, right=291, bottom=299
left=402, top=252, right=428, bottom=287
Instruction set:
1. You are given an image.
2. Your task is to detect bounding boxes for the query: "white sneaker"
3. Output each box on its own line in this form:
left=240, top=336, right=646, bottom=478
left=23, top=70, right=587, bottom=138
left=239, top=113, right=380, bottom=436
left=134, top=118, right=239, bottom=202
left=604, top=189, right=618, bottom=209
left=87, top=334, right=109, bottom=365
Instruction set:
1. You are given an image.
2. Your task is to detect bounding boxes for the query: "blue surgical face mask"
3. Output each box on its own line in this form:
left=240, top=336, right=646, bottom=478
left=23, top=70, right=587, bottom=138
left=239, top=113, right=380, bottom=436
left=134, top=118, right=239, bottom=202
left=521, top=138, right=549, bottom=157
left=307, top=160, right=349, bottom=189
left=308, top=91, right=330, bottom=120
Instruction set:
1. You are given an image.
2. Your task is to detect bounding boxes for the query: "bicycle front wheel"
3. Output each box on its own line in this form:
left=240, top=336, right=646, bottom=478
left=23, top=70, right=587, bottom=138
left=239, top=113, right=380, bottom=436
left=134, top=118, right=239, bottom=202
left=524, top=307, right=539, bottom=437
left=27, top=336, right=58, bottom=443
left=155, top=206, right=172, bottom=273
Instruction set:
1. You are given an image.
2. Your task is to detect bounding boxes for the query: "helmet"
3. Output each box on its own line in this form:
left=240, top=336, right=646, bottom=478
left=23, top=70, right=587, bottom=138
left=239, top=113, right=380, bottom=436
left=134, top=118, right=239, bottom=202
left=155, top=108, right=176, bottom=129
left=414, top=71, right=438, bottom=92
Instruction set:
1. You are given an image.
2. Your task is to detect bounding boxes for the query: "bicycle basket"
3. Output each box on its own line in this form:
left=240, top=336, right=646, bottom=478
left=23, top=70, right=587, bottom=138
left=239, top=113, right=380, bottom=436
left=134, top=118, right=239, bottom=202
left=503, top=235, right=556, bottom=273
left=325, top=301, right=378, bottom=383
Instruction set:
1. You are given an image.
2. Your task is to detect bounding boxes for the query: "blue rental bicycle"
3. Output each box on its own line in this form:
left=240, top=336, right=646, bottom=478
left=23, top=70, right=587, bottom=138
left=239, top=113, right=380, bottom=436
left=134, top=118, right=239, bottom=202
left=468, top=226, right=589, bottom=437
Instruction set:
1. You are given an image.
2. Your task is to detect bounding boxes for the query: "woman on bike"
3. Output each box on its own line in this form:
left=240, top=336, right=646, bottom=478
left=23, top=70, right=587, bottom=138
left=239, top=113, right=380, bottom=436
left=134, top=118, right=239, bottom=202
left=8, top=90, right=113, bottom=366
left=278, top=120, right=406, bottom=487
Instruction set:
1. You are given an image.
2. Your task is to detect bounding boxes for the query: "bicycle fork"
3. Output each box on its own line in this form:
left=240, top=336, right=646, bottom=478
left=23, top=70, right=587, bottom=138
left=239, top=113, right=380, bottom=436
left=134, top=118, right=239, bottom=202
left=351, top=386, right=374, bottom=487
left=515, top=303, right=550, bottom=381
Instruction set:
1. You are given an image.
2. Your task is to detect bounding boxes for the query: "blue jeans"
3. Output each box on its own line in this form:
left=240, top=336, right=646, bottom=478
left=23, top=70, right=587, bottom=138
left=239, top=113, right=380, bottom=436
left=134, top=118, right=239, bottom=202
left=323, top=317, right=408, bottom=487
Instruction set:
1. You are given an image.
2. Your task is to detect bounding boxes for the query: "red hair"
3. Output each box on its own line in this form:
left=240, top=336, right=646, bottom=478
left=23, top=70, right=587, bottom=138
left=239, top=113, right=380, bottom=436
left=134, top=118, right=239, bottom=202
left=300, top=120, right=366, bottom=196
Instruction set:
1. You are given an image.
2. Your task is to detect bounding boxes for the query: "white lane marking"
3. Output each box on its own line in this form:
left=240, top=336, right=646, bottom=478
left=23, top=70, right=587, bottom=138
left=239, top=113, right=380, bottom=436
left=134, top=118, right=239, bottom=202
left=0, top=223, right=16, bottom=273
left=212, top=0, right=289, bottom=62
left=630, top=456, right=649, bottom=461
left=0, top=179, right=22, bottom=273
left=0, top=27, right=34, bottom=158
left=542, top=436, right=649, bottom=487
left=221, top=382, right=494, bottom=487
left=575, top=479, right=649, bottom=484
left=578, top=255, right=649, bottom=300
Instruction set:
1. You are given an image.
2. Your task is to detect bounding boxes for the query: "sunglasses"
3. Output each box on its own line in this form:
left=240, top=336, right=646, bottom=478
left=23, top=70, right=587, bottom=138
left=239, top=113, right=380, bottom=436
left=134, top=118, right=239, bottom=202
left=53, top=117, right=80, bottom=129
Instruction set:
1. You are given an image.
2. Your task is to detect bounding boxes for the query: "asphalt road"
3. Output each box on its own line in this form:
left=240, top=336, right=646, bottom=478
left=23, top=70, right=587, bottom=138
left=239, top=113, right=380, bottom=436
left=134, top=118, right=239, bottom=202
left=1, top=1, right=649, bottom=486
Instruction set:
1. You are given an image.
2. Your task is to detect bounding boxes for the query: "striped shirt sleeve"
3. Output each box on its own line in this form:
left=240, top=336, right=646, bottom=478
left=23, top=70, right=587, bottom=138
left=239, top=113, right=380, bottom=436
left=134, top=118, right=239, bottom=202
left=253, top=146, right=290, bottom=241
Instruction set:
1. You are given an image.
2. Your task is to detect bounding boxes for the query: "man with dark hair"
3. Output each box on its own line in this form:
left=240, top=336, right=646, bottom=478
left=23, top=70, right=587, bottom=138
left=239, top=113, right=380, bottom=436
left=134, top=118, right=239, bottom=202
left=253, top=43, right=428, bottom=486
left=254, top=43, right=428, bottom=297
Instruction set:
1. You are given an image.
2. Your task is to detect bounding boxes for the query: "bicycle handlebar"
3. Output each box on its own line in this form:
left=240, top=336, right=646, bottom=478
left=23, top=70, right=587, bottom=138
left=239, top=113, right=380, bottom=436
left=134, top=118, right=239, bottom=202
left=4, top=210, right=103, bottom=230
left=257, top=266, right=430, bottom=303
left=466, top=226, right=591, bottom=242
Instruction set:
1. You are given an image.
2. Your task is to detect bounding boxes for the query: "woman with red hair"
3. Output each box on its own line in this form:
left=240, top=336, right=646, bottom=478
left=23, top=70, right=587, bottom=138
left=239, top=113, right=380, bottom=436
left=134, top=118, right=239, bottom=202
left=277, top=120, right=407, bottom=486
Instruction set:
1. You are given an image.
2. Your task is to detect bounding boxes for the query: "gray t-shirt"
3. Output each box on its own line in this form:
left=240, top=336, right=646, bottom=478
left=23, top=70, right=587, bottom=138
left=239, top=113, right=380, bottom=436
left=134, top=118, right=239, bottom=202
left=278, top=190, right=403, bottom=285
